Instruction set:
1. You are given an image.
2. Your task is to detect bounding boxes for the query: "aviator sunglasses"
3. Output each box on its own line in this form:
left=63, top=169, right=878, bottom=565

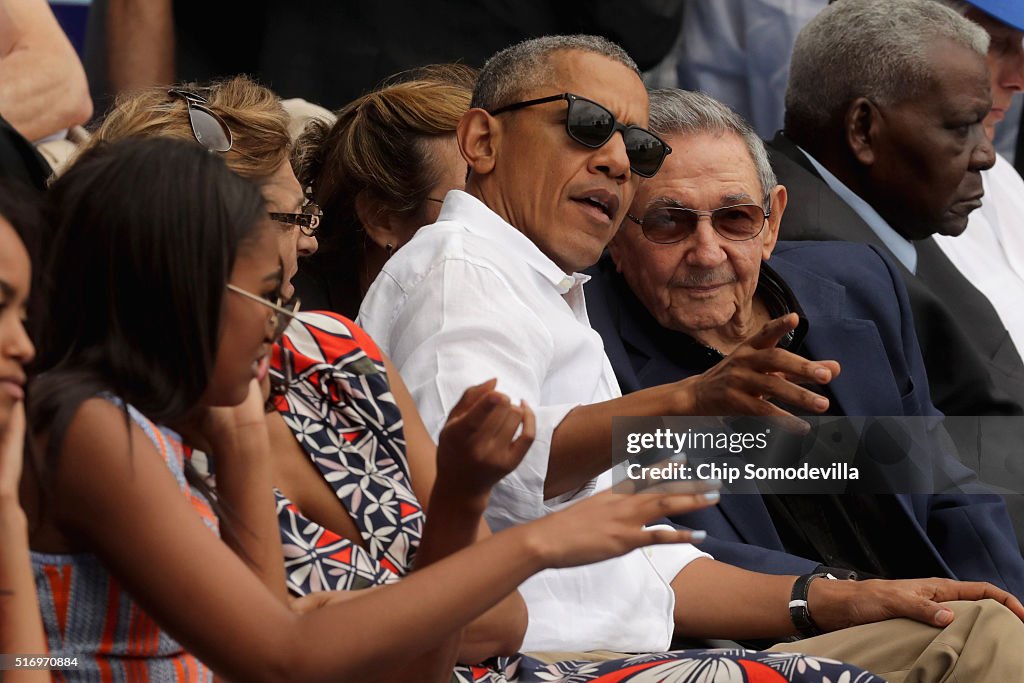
left=168, top=89, right=233, bottom=153
left=627, top=202, right=771, bottom=244
left=488, top=93, right=671, bottom=178
left=226, top=284, right=301, bottom=342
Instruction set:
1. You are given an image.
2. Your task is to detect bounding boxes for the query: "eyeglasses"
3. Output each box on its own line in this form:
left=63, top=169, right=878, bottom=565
left=226, top=284, right=301, bottom=342
left=488, top=93, right=671, bottom=178
left=168, top=89, right=233, bottom=153
left=627, top=203, right=770, bottom=243
left=269, top=201, right=323, bottom=237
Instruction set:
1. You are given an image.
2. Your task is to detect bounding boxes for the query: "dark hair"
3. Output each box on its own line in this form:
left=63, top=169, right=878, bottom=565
left=30, top=137, right=267, bottom=473
left=0, top=181, right=46, bottom=342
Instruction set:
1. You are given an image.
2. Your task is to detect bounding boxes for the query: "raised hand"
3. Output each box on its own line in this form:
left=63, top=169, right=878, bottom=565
left=176, top=379, right=269, bottom=454
left=526, top=487, right=720, bottom=569
left=435, top=379, right=535, bottom=500
left=809, top=576, right=1024, bottom=632
left=682, top=313, right=841, bottom=430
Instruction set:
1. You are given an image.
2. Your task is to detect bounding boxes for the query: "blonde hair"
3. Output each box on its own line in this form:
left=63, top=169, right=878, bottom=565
left=87, top=76, right=291, bottom=183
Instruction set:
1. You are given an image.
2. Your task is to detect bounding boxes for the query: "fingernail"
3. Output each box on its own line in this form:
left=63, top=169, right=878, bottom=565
left=701, top=491, right=720, bottom=503
left=690, top=530, right=707, bottom=541
left=936, top=608, right=954, bottom=625
left=702, top=478, right=722, bottom=488
left=814, top=368, right=830, bottom=382
left=814, top=397, right=829, bottom=410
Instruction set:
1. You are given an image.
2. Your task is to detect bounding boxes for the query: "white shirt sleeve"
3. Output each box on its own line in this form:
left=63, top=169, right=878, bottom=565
left=360, top=255, right=588, bottom=529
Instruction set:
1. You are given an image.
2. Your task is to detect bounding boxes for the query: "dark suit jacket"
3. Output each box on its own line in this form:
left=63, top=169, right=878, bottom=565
left=586, top=241, right=1024, bottom=595
left=768, top=133, right=1024, bottom=426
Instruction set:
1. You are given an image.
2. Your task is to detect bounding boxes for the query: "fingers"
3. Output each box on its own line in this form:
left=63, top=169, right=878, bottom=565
left=934, top=580, right=1024, bottom=621
left=747, top=313, right=800, bottom=350
left=635, top=490, right=721, bottom=524
left=448, top=378, right=499, bottom=420
left=0, top=400, right=26, bottom=492
left=639, top=527, right=708, bottom=546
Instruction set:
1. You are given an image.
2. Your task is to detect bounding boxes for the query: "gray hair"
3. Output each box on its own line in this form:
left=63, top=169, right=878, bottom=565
left=647, top=89, right=777, bottom=202
left=786, top=0, right=989, bottom=135
left=471, top=35, right=641, bottom=111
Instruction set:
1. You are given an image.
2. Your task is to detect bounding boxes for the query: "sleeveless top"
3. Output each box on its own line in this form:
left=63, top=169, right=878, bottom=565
left=269, top=311, right=424, bottom=594
left=32, top=399, right=216, bottom=682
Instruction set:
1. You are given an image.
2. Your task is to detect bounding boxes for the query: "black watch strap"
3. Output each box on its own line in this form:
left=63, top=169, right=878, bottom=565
left=789, top=572, right=829, bottom=638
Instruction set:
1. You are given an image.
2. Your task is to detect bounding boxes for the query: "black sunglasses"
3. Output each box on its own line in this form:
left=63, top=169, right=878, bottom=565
left=627, top=203, right=771, bottom=244
left=488, top=93, right=671, bottom=178
left=168, top=89, right=233, bottom=153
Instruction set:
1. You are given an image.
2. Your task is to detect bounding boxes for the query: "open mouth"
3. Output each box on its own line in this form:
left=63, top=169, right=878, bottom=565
left=572, top=191, right=620, bottom=223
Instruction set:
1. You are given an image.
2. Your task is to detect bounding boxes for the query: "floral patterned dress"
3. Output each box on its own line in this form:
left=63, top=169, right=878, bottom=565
left=269, top=311, right=883, bottom=683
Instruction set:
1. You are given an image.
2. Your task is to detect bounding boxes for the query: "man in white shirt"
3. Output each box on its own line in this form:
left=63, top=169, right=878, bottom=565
left=358, top=35, right=1024, bottom=665
left=359, top=33, right=840, bottom=652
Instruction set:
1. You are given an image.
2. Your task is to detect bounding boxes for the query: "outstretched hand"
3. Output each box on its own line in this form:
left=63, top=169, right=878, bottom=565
left=683, top=314, right=841, bottom=432
left=810, top=576, right=1024, bottom=632
left=527, top=487, right=720, bottom=569
left=436, top=379, right=535, bottom=500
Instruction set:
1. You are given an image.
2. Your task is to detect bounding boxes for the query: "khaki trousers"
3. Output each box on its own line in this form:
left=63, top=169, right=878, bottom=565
left=529, top=600, right=1024, bottom=681
left=768, top=599, right=1024, bottom=682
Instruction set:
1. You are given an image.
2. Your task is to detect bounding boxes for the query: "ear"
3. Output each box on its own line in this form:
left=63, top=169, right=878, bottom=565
left=846, top=97, right=881, bottom=167
left=457, top=108, right=499, bottom=176
left=355, top=190, right=398, bottom=249
left=761, top=184, right=786, bottom=261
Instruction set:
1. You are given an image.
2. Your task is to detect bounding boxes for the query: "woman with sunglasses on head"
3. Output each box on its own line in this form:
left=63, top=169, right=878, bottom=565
left=291, top=64, right=476, bottom=318
left=22, top=136, right=738, bottom=682
left=84, top=75, right=317, bottom=300
left=0, top=188, right=47, bottom=683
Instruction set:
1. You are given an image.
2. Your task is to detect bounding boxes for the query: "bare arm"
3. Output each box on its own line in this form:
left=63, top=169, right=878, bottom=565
left=386, top=359, right=529, bottom=662
left=546, top=314, right=841, bottom=498
left=670, top=557, right=1024, bottom=641
left=50, top=398, right=715, bottom=683
left=177, top=381, right=289, bottom=603
left=0, top=0, right=91, bottom=141
left=0, top=403, right=48, bottom=683
left=106, top=0, right=174, bottom=93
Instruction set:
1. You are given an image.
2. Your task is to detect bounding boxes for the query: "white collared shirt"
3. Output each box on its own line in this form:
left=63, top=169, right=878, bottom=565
left=934, top=153, right=1024, bottom=354
left=358, top=189, right=708, bottom=652
left=799, top=146, right=918, bottom=273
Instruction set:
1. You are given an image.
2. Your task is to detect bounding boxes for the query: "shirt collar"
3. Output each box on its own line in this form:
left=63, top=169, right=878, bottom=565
left=797, top=147, right=917, bottom=274
left=439, top=190, right=581, bottom=294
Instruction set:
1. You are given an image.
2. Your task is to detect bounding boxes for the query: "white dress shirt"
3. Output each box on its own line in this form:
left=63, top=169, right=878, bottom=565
left=934, top=153, right=1024, bottom=355
left=359, top=190, right=708, bottom=652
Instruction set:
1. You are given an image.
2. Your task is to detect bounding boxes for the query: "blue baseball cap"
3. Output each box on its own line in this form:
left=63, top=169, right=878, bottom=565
left=966, top=0, right=1024, bottom=32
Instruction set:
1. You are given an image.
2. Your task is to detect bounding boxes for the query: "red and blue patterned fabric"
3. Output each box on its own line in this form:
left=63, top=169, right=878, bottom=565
left=33, top=399, right=216, bottom=682
left=270, top=312, right=882, bottom=683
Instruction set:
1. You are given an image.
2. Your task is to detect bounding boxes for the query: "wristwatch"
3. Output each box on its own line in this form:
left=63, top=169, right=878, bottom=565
left=789, top=572, right=835, bottom=638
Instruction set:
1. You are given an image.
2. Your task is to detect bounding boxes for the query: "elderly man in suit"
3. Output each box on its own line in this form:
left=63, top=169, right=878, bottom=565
left=769, top=0, right=1024, bottom=501
left=588, top=87, right=1024, bottom=605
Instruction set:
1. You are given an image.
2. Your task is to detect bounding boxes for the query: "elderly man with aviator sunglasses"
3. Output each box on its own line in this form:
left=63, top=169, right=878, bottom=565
left=357, top=36, right=1024, bottom=675
left=589, top=81, right=1024, bottom=608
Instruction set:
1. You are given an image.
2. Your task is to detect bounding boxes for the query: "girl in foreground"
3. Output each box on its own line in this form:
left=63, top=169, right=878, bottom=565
left=0, top=190, right=46, bottom=683
left=22, top=137, right=733, bottom=682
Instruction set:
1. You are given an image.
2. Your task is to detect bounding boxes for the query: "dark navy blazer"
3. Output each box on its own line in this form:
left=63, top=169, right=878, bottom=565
left=586, top=240, right=1024, bottom=595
